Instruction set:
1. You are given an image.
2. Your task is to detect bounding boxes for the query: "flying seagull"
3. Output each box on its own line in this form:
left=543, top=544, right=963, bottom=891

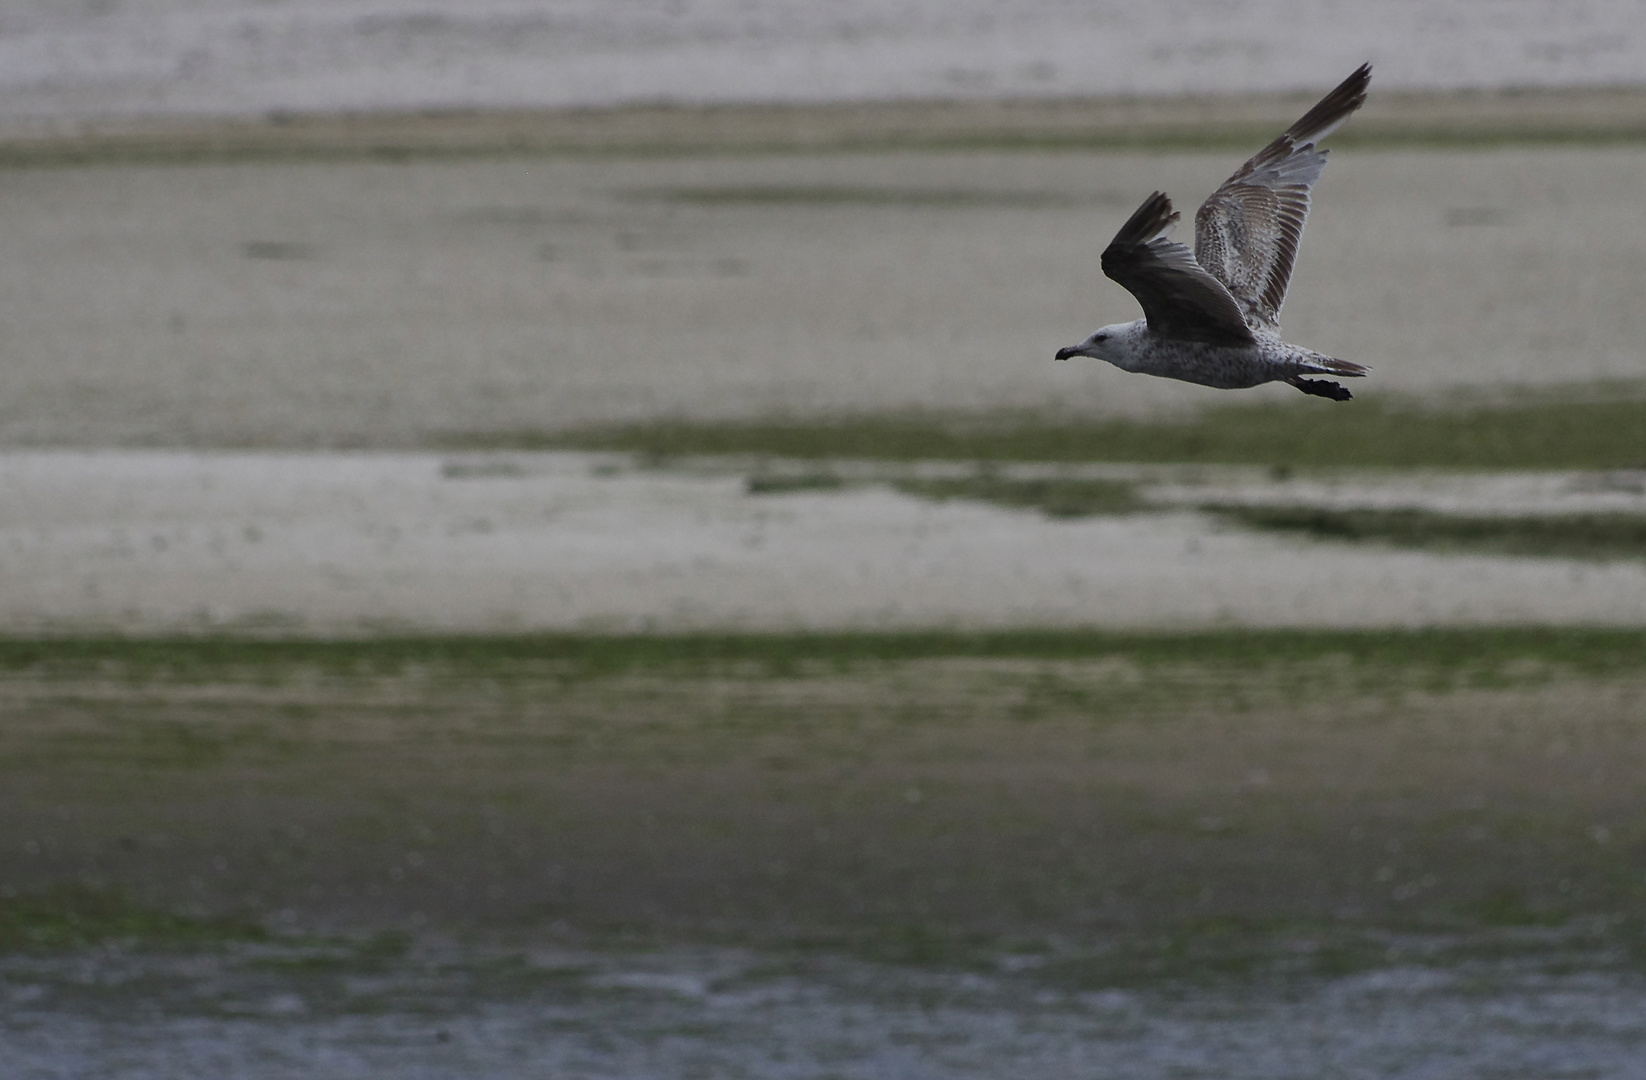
left=1056, top=64, right=1371, bottom=400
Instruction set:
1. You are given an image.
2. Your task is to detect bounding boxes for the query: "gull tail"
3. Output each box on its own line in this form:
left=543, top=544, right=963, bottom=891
left=1308, top=355, right=1368, bottom=378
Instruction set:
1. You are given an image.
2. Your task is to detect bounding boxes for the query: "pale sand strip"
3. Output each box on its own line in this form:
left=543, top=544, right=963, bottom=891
left=3, top=451, right=1643, bottom=635
left=5, top=85, right=1646, bottom=162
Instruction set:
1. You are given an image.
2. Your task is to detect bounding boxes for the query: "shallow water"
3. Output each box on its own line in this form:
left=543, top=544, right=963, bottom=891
left=2, top=0, right=1644, bottom=119
left=5, top=942, right=1646, bottom=1079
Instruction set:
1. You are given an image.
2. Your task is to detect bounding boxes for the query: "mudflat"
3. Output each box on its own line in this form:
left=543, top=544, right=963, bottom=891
left=6, top=627, right=1646, bottom=1080
left=5, top=105, right=1646, bottom=1077
left=2, top=141, right=1645, bottom=448
left=6, top=631, right=1644, bottom=942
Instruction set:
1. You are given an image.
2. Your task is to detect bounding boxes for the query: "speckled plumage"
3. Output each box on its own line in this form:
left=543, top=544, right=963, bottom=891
left=1056, top=65, right=1372, bottom=401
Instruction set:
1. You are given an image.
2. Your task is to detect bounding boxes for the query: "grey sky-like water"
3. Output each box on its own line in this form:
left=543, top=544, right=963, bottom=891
left=2, top=1, right=1645, bottom=119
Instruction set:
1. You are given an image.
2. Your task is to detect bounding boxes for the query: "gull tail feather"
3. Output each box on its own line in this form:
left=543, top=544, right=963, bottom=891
left=1299, top=353, right=1368, bottom=378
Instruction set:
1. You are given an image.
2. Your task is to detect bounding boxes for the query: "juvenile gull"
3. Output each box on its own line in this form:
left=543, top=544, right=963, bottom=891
left=1056, top=64, right=1372, bottom=400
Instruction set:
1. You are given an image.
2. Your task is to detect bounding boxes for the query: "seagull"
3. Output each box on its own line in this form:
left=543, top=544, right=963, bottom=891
left=1056, top=64, right=1371, bottom=401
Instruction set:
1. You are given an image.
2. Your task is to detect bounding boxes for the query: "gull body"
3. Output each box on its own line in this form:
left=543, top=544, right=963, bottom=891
left=1057, top=64, right=1373, bottom=401
left=1063, top=320, right=1354, bottom=396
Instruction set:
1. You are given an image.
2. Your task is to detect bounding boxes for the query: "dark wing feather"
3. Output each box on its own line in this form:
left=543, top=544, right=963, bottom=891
left=1101, top=191, right=1256, bottom=347
left=1194, top=63, right=1370, bottom=329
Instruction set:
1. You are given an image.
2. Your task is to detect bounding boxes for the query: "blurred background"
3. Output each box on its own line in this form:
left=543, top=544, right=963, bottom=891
left=3, top=3, right=1646, bottom=1077
left=3, top=0, right=1646, bottom=116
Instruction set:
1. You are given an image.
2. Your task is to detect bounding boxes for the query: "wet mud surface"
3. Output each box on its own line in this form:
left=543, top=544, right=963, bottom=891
left=3, top=637, right=1646, bottom=1075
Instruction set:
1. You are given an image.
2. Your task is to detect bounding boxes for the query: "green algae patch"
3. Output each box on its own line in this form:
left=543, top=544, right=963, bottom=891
left=0, top=885, right=267, bottom=952
left=2, top=626, right=1646, bottom=685
left=1208, top=505, right=1646, bottom=561
left=892, top=476, right=1147, bottom=517
left=504, top=392, right=1646, bottom=472
left=746, top=472, right=1148, bottom=517
left=745, top=472, right=850, bottom=495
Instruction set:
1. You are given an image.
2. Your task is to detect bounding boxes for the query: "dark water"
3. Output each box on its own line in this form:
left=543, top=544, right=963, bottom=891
left=6, top=940, right=1646, bottom=1079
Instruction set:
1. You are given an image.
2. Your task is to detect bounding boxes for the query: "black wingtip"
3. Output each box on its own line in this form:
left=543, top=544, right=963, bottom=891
left=1283, top=64, right=1372, bottom=145
left=1106, top=191, right=1179, bottom=250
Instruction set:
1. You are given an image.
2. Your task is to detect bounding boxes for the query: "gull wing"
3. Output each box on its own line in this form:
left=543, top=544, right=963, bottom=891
left=1101, top=191, right=1256, bottom=347
left=1194, top=63, right=1371, bottom=329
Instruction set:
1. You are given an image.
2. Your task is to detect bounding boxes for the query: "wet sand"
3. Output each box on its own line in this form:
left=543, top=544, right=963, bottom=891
left=4, top=130, right=1645, bottom=634
left=4, top=451, right=1646, bottom=635
left=2, top=141, right=1646, bottom=448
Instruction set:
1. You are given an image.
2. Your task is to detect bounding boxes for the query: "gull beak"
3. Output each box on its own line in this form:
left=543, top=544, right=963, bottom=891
left=1054, top=346, right=1079, bottom=361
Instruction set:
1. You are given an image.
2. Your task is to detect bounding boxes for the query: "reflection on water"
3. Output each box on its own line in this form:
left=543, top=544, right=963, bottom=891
left=5, top=941, right=1645, bottom=1079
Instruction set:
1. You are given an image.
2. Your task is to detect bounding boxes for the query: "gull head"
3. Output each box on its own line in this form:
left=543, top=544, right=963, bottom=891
left=1055, top=323, right=1129, bottom=362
